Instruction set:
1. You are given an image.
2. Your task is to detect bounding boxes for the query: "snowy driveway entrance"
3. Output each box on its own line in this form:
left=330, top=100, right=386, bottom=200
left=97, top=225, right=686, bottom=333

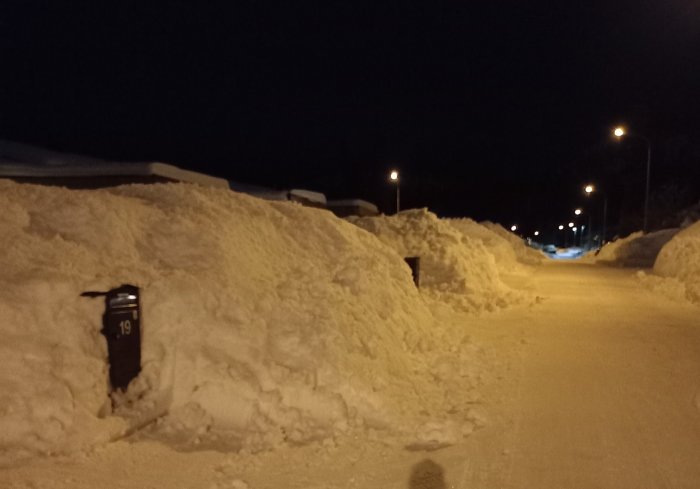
left=3, top=261, right=700, bottom=489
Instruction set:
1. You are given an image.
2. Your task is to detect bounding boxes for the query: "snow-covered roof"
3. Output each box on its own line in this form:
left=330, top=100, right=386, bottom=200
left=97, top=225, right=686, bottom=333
left=0, top=140, right=229, bottom=188
left=327, top=199, right=379, bottom=213
left=228, top=181, right=289, bottom=201
left=289, top=188, right=327, bottom=205
left=1, top=139, right=104, bottom=166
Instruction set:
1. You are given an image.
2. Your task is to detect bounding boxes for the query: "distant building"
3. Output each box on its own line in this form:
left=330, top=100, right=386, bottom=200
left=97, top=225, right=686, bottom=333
left=0, top=140, right=229, bottom=189
left=327, top=199, right=379, bottom=217
left=1, top=141, right=377, bottom=213
left=228, top=181, right=289, bottom=201
left=228, top=182, right=331, bottom=210
left=288, top=189, right=327, bottom=208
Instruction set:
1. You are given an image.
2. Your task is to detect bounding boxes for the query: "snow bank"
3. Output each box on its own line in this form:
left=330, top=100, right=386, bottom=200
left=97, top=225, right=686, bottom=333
left=654, top=220, right=700, bottom=303
left=595, top=229, right=679, bottom=268
left=479, top=221, right=545, bottom=265
left=349, top=209, right=526, bottom=312
left=446, top=218, right=526, bottom=273
left=0, top=181, right=484, bottom=465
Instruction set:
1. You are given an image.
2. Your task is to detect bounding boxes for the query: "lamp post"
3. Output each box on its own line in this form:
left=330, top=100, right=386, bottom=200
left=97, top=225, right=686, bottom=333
left=574, top=207, right=592, bottom=249
left=566, top=222, right=574, bottom=247
left=558, top=225, right=564, bottom=247
left=585, top=184, right=607, bottom=247
left=389, top=170, right=400, bottom=214
left=614, top=126, right=652, bottom=233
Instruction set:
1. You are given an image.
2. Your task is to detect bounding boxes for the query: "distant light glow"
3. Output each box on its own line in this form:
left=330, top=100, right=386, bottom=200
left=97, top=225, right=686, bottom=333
left=534, top=231, right=539, bottom=236
left=572, top=227, right=578, bottom=232
left=584, top=184, right=594, bottom=194
left=574, top=208, right=582, bottom=215
left=558, top=225, right=564, bottom=230
left=510, top=225, right=517, bottom=232
left=614, top=127, right=625, bottom=137
left=568, top=222, right=574, bottom=228
left=389, top=170, right=399, bottom=181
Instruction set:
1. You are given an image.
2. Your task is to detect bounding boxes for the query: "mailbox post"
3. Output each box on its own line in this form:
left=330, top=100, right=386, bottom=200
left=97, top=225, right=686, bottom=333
left=82, top=284, right=142, bottom=391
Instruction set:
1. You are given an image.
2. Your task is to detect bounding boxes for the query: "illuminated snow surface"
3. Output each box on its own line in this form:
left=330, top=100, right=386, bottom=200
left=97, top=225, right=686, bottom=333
left=2, top=181, right=700, bottom=489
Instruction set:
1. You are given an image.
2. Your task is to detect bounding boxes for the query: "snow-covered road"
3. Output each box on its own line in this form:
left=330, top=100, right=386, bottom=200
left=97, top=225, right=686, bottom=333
left=477, top=261, right=700, bottom=489
left=3, top=261, right=700, bottom=488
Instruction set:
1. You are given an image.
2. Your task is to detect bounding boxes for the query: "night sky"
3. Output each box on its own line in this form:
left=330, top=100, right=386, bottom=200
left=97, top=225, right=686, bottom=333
left=3, top=1, right=700, bottom=239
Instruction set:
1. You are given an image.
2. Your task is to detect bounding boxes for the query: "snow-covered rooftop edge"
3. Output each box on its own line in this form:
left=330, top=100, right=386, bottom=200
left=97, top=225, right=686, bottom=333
left=1, top=140, right=230, bottom=188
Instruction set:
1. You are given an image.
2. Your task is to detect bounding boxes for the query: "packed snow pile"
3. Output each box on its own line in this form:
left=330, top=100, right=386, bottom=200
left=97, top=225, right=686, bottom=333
left=593, top=232, right=642, bottom=262
left=348, top=209, right=527, bottom=312
left=479, top=221, right=545, bottom=265
left=0, top=181, right=487, bottom=465
left=595, top=229, right=679, bottom=268
left=446, top=218, right=527, bottom=273
left=653, top=220, right=700, bottom=303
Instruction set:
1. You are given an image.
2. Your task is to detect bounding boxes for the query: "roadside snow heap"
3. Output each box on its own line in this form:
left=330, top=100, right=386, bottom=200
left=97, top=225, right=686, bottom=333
left=349, top=209, right=527, bottom=312
left=447, top=218, right=529, bottom=273
left=0, top=181, right=488, bottom=465
left=653, top=220, right=700, bottom=303
left=479, top=221, right=544, bottom=265
left=595, top=229, right=680, bottom=267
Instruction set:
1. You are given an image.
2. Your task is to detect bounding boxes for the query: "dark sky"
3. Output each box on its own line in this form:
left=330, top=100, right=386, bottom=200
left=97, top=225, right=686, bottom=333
left=2, top=1, right=700, bottom=236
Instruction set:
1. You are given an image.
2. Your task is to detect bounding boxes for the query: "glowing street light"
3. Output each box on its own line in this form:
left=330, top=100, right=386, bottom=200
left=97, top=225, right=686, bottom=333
left=571, top=226, right=580, bottom=246
left=510, top=225, right=517, bottom=232
left=613, top=125, right=652, bottom=233
left=568, top=222, right=574, bottom=228
left=556, top=224, right=565, bottom=247
left=574, top=208, right=582, bottom=216
left=584, top=183, right=607, bottom=247
left=534, top=231, right=539, bottom=236
left=389, top=169, right=400, bottom=214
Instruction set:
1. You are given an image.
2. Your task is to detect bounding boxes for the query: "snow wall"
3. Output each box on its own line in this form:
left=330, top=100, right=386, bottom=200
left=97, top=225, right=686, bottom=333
left=595, top=229, right=680, bottom=268
left=479, top=221, right=545, bottom=265
left=446, top=218, right=526, bottom=273
left=349, top=209, right=528, bottom=313
left=654, top=220, right=700, bottom=303
left=0, top=181, right=489, bottom=465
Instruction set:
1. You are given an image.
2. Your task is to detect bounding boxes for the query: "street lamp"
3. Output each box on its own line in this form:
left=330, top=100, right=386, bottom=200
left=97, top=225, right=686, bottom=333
left=556, top=224, right=565, bottom=247
left=510, top=225, right=517, bottom=232
left=389, top=170, right=400, bottom=214
left=584, top=183, right=608, bottom=247
left=573, top=207, right=592, bottom=249
left=614, top=126, right=652, bottom=233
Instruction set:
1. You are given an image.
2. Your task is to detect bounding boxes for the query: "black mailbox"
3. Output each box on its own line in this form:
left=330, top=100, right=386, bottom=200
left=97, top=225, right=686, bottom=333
left=82, top=284, right=142, bottom=391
